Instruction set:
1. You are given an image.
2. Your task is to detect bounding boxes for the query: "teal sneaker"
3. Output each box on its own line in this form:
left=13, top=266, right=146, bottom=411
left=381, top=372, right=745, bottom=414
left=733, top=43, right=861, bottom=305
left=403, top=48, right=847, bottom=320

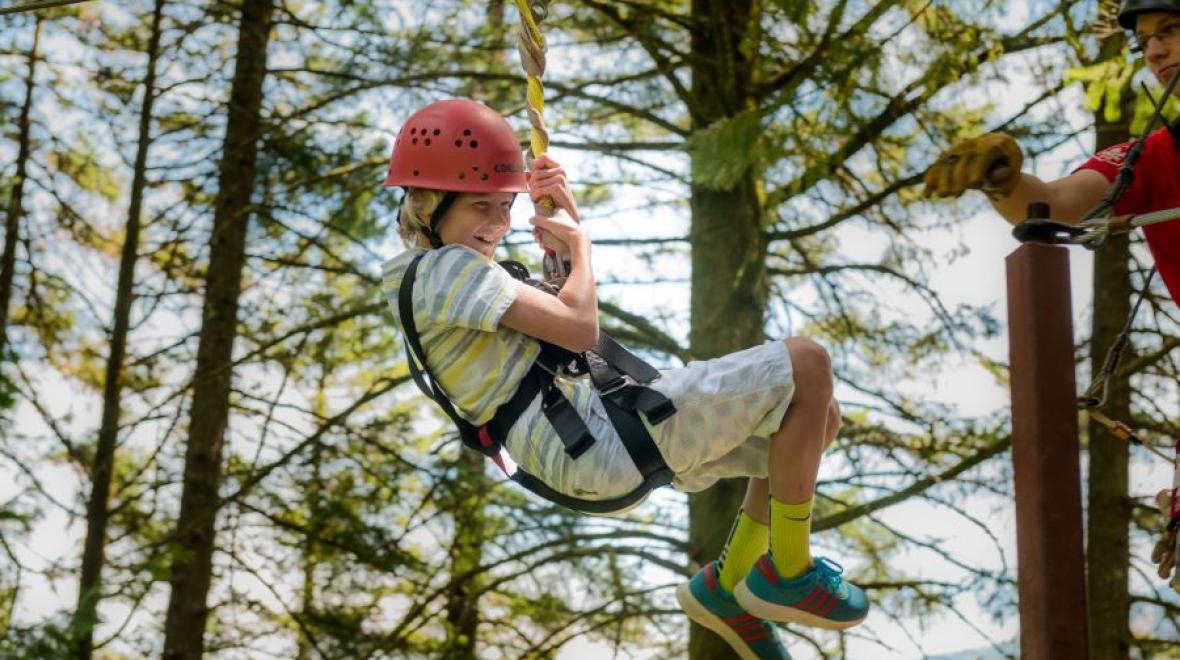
left=735, top=554, right=869, bottom=630
left=675, top=561, right=792, bottom=660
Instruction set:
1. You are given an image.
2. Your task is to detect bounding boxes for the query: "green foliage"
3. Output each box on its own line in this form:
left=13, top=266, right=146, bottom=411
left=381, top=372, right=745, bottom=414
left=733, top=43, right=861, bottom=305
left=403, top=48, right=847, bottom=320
left=1131, top=85, right=1180, bottom=133
left=1067, top=55, right=1137, bottom=122
left=47, top=140, right=121, bottom=202
left=0, top=619, right=72, bottom=660
left=686, top=109, right=764, bottom=191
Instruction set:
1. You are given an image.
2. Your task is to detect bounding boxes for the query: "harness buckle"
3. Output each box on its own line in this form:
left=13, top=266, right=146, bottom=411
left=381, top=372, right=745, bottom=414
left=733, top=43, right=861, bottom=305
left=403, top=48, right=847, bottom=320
left=642, top=397, right=677, bottom=425
left=542, top=383, right=596, bottom=459
left=597, top=375, right=629, bottom=397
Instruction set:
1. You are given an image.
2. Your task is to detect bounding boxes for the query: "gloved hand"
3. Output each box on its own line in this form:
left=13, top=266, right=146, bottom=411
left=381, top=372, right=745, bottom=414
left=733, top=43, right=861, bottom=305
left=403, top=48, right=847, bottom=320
left=1152, top=488, right=1179, bottom=590
left=923, top=132, right=1023, bottom=199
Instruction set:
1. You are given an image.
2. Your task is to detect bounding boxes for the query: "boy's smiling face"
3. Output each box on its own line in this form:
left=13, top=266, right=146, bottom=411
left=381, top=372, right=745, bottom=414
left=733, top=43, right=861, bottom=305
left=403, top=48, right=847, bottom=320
left=436, top=192, right=516, bottom=257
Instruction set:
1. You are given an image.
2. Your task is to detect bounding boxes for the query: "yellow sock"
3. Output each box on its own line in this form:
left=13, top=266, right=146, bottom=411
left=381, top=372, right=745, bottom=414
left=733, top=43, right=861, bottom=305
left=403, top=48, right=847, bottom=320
left=769, top=496, right=813, bottom=579
left=716, top=511, right=769, bottom=592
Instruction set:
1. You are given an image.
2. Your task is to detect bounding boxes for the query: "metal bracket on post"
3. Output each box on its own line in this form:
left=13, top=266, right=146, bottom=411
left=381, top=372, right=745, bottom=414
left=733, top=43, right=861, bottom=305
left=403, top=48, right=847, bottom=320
left=1005, top=203, right=1090, bottom=658
left=1012, top=202, right=1087, bottom=245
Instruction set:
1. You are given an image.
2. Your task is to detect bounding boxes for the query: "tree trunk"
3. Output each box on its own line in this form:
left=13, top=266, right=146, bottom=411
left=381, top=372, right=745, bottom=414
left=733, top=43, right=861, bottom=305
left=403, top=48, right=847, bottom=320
left=442, top=453, right=485, bottom=659
left=0, top=17, right=41, bottom=361
left=1085, top=66, right=1135, bottom=659
left=687, top=2, right=767, bottom=658
left=72, top=2, right=166, bottom=657
left=162, top=0, right=273, bottom=656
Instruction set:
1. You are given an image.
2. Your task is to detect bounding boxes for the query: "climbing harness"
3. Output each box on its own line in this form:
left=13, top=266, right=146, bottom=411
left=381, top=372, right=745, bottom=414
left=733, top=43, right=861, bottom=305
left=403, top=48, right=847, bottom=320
left=512, top=0, right=571, bottom=285
left=397, top=252, right=676, bottom=514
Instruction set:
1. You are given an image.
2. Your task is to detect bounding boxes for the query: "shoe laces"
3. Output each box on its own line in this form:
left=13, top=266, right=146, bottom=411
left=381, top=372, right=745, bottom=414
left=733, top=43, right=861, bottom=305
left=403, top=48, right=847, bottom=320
left=813, top=557, right=846, bottom=593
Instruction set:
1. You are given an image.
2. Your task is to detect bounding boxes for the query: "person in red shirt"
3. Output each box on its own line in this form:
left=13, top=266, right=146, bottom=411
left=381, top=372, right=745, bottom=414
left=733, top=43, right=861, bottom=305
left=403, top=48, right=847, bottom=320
left=923, top=1, right=1180, bottom=304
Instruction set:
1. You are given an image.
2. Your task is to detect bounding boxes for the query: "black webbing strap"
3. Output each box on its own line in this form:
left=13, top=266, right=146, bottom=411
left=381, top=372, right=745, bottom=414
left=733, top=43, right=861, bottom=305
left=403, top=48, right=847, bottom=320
left=593, top=334, right=661, bottom=383
left=606, top=384, right=677, bottom=425
left=484, top=362, right=594, bottom=460
left=395, top=251, right=674, bottom=515
left=398, top=253, right=486, bottom=452
left=510, top=463, right=669, bottom=514
left=425, top=192, right=459, bottom=249
left=601, top=392, right=675, bottom=482
left=506, top=388, right=673, bottom=514
left=399, top=252, right=593, bottom=459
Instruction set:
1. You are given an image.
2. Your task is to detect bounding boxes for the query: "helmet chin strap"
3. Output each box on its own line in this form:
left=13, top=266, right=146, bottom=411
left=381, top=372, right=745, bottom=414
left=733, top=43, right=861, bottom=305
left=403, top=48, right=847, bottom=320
left=424, top=191, right=517, bottom=249
left=427, top=191, right=459, bottom=248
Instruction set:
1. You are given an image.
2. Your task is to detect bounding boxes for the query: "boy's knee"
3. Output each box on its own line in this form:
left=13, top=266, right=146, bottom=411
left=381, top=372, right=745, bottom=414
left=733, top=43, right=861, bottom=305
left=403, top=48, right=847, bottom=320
left=783, top=337, right=832, bottom=390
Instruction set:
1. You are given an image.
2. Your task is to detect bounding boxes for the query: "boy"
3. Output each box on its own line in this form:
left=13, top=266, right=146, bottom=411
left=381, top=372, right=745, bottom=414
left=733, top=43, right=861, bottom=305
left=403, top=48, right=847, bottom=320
left=381, top=99, right=869, bottom=659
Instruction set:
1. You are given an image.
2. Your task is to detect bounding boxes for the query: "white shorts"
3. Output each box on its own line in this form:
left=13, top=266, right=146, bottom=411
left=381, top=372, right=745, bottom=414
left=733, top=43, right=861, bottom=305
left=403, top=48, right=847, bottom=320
left=503, top=340, right=795, bottom=512
left=648, top=340, right=795, bottom=492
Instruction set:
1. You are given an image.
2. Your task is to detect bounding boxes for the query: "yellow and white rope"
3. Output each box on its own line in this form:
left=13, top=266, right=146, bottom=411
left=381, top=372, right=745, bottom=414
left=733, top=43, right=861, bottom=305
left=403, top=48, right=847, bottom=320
left=513, top=0, right=551, bottom=163
left=512, top=0, right=570, bottom=283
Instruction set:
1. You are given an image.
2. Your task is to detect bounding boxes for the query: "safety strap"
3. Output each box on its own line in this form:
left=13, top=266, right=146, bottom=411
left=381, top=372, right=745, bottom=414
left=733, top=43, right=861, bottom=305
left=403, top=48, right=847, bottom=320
left=396, top=252, right=676, bottom=514
left=399, top=253, right=593, bottom=459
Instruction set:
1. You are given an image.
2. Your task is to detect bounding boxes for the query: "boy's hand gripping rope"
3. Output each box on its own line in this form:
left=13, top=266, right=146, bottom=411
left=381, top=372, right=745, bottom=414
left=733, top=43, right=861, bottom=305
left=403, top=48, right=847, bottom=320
left=512, top=0, right=571, bottom=286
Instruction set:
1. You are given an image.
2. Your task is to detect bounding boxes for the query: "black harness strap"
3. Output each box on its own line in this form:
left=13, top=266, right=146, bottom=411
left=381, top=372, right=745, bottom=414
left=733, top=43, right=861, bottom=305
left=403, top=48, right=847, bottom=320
left=593, top=333, right=661, bottom=383
left=397, top=252, right=676, bottom=514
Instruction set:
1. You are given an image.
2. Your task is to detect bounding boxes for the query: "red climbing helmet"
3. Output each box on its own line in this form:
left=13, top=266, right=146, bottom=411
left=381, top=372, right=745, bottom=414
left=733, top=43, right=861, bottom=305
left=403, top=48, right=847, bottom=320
left=384, top=99, right=528, bottom=193
left=1118, top=0, right=1180, bottom=29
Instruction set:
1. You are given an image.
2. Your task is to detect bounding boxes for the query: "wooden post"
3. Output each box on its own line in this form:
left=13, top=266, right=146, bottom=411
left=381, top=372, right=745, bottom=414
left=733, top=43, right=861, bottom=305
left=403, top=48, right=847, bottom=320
left=1005, top=241, right=1089, bottom=659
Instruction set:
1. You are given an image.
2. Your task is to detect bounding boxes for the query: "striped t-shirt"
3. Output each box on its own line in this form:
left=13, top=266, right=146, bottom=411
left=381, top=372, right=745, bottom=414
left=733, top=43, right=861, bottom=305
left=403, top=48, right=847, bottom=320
left=381, top=244, right=644, bottom=501
left=381, top=245, right=538, bottom=425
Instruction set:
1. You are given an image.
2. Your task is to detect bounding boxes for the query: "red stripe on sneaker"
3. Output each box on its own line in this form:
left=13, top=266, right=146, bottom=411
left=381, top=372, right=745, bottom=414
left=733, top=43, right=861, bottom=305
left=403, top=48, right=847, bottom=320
left=740, top=630, right=768, bottom=643
left=819, top=591, right=840, bottom=618
left=732, top=621, right=762, bottom=633
left=722, top=613, right=755, bottom=624
left=821, top=590, right=840, bottom=618
left=794, top=586, right=824, bottom=613
left=756, top=556, right=779, bottom=586
left=704, top=563, right=718, bottom=591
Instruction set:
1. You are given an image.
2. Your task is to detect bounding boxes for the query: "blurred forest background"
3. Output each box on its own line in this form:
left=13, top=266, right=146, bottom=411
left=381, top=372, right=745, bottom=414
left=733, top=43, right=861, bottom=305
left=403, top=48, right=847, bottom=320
left=0, top=0, right=1178, bottom=658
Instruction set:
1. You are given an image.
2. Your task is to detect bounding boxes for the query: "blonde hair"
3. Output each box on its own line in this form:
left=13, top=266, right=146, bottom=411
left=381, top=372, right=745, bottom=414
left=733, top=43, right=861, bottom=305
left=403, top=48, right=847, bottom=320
left=397, top=187, right=448, bottom=249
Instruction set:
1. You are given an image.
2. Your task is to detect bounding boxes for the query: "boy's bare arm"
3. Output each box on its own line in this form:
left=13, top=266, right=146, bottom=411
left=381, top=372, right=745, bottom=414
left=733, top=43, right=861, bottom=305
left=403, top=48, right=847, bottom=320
left=501, top=227, right=598, bottom=353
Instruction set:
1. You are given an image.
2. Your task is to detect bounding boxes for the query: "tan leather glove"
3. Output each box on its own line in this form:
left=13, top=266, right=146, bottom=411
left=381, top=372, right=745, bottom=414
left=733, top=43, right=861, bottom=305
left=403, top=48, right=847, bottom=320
left=923, top=132, right=1023, bottom=199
